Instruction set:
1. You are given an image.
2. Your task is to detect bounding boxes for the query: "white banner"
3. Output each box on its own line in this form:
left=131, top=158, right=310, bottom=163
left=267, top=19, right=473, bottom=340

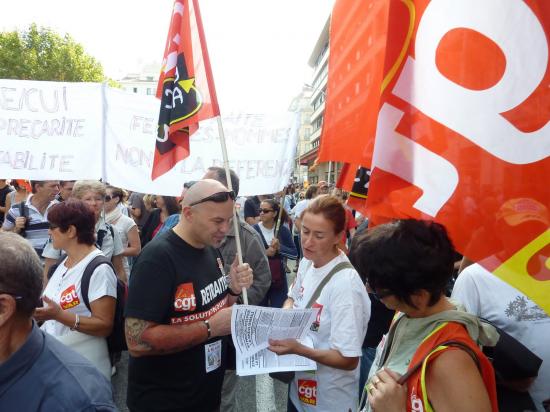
left=1, top=80, right=299, bottom=196
left=0, top=80, right=103, bottom=180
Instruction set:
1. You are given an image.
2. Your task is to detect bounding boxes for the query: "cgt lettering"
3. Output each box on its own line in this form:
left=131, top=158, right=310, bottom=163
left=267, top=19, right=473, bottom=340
left=59, top=285, right=80, bottom=310
left=174, top=282, right=197, bottom=312
left=298, top=379, right=317, bottom=406
left=174, top=295, right=197, bottom=311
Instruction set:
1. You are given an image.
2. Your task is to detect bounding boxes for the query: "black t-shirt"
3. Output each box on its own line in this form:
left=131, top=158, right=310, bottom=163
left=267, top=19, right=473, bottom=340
left=243, top=196, right=260, bottom=220
left=0, top=185, right=13, bottom=223
left=126, top=230, right=230, bottom=412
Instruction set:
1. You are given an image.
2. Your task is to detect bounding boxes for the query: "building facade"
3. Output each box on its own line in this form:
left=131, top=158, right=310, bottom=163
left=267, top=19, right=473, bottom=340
left=295, top=18, right=342, bottom=186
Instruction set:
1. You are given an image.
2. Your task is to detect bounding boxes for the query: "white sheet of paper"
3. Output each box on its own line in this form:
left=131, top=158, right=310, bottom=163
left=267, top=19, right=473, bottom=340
left=231, top=305, right=319, bottom=376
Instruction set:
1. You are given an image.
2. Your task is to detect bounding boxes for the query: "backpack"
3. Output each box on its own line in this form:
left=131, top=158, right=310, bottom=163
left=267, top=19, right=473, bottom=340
left=47, top=254, right=128, bottom=354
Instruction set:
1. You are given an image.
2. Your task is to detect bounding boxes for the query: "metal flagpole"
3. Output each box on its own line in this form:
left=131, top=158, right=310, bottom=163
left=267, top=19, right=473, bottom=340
left=216, top=116, right=248, bottom=305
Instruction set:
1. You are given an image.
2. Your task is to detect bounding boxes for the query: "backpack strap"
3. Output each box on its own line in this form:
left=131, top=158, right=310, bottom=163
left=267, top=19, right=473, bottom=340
left=46, top=253, right=68, bottom=280
left=397, top=339, right=481, bottom=385
left=305, top=261, right=353, bottom=308
left=80, top=255, right=115, bottom=312
left=18, top=201, right=28, bottom=237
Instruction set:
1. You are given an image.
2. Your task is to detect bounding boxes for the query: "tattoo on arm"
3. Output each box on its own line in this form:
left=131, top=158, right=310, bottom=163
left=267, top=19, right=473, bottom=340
left=125, top=317, right=153, bottom=351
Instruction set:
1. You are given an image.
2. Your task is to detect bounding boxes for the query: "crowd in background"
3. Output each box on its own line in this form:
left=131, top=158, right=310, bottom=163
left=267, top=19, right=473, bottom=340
left=0, top=175, right=548, bottom=412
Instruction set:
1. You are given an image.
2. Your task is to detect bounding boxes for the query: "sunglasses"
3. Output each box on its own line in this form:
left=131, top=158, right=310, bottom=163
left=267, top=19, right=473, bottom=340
left=259, top=208, right=274, bottom=214
left=366, top=282, right=393, bottom=301
left=104, top=195, right=116, bottom=202
left=189, top=191, right=236, bottom=207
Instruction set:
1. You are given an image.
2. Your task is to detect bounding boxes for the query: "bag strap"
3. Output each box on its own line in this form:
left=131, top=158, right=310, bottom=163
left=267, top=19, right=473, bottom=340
left=18, top=201, right=28, bottom=236
left=46, top=253, right=68, bottom=280
left=81, top=255, right=115, bottom=312
left=305, top=261, right=353, bottom=308
left=397, top=339, right=481, bottom=385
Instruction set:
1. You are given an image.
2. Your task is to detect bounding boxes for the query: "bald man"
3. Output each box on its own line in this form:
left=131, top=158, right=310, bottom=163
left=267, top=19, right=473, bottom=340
left=124, top=179, right=253, bottom=412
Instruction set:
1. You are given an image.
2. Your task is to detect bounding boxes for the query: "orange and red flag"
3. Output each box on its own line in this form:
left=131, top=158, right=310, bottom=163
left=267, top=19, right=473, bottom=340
left=321, top=0, right=550, bottom=314
left=153, top=0, right=220, bottom=180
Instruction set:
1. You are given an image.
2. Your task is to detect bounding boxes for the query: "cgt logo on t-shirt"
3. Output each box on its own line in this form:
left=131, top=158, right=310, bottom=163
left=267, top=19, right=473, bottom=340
left=174, top=282, right=197, bottom=312
left=298, top=379, right=317, bottom=406
left=59, top=285, right=80, bottom=310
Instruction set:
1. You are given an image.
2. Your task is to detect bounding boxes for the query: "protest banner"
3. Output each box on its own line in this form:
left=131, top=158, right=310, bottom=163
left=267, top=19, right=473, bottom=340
left=0, top=79, right=299, bottom=197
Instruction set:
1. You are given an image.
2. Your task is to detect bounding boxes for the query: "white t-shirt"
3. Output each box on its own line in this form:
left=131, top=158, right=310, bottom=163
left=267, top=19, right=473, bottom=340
left=287, top=252, right=371, bottom=412
left=111, top=214, right=136, bottom=277
left=452, top=264, right=550, bottom=411
left=258, top=222, right=274, bottom=245
left=291, top=199, right=310, bottom=221
left=41, top=249, right=117, bottom=338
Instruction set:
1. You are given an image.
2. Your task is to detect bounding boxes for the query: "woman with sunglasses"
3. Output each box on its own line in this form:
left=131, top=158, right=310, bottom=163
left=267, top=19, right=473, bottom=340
left=35, top=200, right=117, bottom=380
left=268, top=195, right=371, bottom=412
left=140, top=195, right=181, bottom=247
left=252, top=198, right=297, bottom=308
left=350, top=219, right=498, bottom=412
left=42, top=180, right=126, bottom=283
left=104, top=186, right=141, bottom=280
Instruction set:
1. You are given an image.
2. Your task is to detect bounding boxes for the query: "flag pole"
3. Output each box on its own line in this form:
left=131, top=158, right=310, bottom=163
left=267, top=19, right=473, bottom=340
left=194, top=0, right=248, bottom=304
left=274, top=190, right=286, bottom=238
left=216, top=116, right=248, bottom=305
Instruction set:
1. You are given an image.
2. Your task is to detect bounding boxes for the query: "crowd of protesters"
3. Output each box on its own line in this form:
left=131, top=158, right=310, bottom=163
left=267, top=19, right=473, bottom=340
left=0, top=174, right=548, bottom=412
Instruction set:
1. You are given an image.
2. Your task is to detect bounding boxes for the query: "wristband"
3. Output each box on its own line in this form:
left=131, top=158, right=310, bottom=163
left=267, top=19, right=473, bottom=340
left=203, top=319, right=211, bottom=339
left=228, top=288, right=242, bottom=297
left=70, top=314, right=80, bottom=331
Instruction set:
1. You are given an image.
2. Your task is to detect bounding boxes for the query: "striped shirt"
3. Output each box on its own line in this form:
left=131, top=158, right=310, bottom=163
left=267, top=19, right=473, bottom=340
left=2, top=196, right=57, bottom=256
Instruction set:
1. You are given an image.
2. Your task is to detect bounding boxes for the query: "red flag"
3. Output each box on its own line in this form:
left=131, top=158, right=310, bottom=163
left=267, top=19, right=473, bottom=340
left=153, top=0, right=220, bottom=180
left=322, top=0, right=550, bottom=314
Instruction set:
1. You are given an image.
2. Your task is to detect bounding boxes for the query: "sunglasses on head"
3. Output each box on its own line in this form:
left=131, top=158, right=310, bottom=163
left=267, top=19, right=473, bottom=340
left=189, top=191, right=236, bottom=207
left=259, top=208, right=274, bottom=214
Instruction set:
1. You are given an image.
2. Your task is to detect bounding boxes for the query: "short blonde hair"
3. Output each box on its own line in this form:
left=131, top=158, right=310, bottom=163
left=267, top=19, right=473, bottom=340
left=71, top=180, right=106, bottom=200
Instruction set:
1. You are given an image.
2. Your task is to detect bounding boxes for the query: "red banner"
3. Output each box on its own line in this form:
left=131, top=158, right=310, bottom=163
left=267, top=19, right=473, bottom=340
left=153, top=0, right=220, bottom=180
left=322, top=0, right=550, bottom=314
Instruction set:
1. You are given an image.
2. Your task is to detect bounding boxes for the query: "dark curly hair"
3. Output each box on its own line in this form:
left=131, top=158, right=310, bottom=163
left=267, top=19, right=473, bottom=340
left=350, top=219, right=455, bottom=308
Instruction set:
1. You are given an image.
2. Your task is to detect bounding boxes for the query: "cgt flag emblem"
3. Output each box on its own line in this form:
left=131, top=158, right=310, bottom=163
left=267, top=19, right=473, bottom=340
left=153, top=0, right=219, bottom=180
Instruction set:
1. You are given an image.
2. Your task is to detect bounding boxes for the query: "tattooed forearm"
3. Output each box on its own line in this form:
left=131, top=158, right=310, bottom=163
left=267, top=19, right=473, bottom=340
left=125, top=317, right=153, bottom=352
left=125, top=316, right=210, bottom=357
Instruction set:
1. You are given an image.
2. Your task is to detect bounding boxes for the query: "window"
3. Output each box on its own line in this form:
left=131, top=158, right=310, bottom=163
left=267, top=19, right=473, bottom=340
left=146, top=88, right=153, bottom=95
left=133, top=87, right=138, bottom=93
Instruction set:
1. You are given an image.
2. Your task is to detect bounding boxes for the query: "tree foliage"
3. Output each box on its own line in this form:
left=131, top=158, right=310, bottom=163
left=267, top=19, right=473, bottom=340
left=0, top=24, right=107, bottom=82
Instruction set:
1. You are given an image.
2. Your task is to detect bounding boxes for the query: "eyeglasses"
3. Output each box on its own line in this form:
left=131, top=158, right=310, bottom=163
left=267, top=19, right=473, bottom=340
left=366, top=282, right=393, bottom=301
left=189, top=191, right=236, bottom=207
left=0, top=291, right=23, bottom=300
left=259, top=208, right=274, bottom=214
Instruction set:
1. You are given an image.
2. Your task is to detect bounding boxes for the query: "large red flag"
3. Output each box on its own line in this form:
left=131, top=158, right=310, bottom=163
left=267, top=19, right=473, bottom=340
left=322, top=0, right=550, bottom=314
left=153, top=0, right=220, bottom=180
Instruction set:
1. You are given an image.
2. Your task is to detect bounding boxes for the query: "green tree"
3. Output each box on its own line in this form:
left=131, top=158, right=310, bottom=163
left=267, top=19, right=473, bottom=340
left=0, top=24, right=110, bottom=82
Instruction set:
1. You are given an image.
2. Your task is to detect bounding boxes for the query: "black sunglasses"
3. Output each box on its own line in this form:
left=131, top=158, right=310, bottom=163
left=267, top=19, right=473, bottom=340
left=366, top=282, right=393, bottom=301
left=259, top=208, right=274, bottom=214
left=189, top=191, right=236, bottom=207
left=104, top=195, right=117, bottom=202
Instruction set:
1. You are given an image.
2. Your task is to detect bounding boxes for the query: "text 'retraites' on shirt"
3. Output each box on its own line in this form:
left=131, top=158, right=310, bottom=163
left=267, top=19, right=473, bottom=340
left=125, top=230, right=230, bottom=412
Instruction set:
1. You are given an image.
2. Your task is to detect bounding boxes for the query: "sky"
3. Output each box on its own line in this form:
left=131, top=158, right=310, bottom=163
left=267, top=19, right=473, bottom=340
left=0, top=0, right=334, bottom=113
